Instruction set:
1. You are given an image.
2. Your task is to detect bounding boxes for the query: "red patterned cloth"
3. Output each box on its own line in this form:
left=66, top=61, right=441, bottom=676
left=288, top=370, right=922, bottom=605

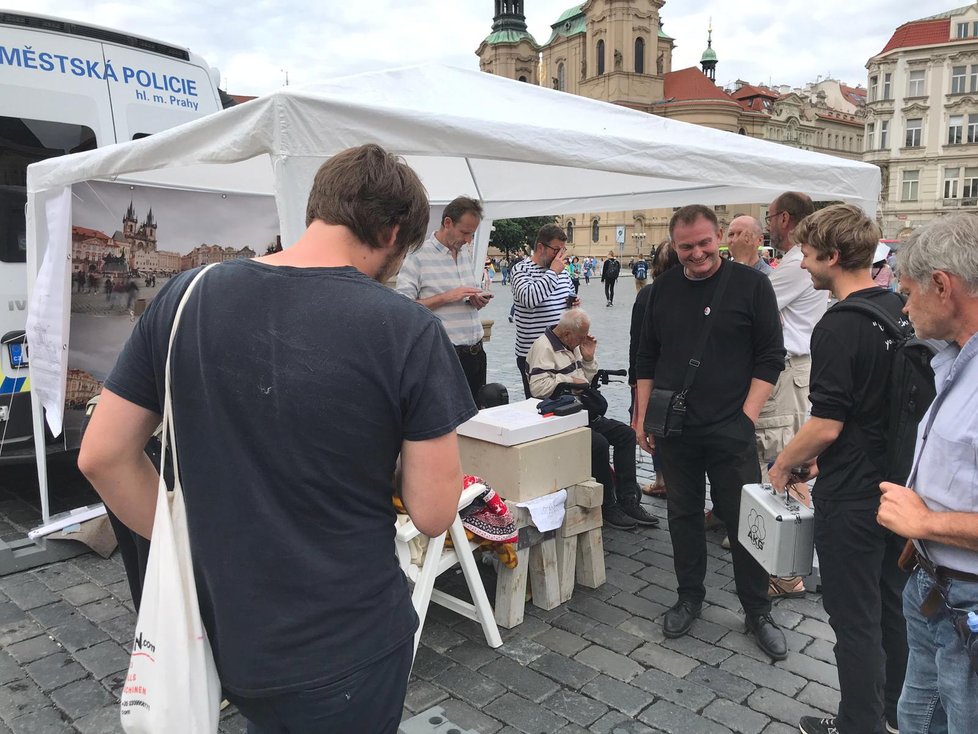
left=459, top=475, right=518, bottom=544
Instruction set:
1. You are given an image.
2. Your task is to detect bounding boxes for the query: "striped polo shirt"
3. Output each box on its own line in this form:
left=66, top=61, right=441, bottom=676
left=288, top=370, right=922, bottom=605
left=511, top=257, right=576, bottom=358
left=395, top=232, right=484, bottom=347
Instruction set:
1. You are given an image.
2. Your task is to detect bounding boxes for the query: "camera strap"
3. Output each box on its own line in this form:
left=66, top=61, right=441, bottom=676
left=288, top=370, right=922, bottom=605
left=679, top=261, right=733, bottom=397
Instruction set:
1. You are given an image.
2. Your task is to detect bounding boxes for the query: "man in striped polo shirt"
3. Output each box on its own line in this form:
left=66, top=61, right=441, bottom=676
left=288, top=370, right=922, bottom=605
left=396, top=197, right=490, bottom=400
left=511, top=224, right=579, bottom=398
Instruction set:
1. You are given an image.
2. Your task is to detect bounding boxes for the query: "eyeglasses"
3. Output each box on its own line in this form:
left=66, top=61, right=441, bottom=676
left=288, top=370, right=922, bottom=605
left=544, top=243, right=567, bottom=254
left=764, top=211, right=785, bottom=223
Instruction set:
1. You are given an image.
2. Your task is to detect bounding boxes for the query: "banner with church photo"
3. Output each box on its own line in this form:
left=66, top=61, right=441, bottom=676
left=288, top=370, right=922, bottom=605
left=64, top=180, right=279, bottom=446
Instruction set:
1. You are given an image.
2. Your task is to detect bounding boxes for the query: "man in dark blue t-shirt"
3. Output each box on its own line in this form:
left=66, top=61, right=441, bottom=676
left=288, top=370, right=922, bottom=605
left=79, top=145, right=477, bottom=733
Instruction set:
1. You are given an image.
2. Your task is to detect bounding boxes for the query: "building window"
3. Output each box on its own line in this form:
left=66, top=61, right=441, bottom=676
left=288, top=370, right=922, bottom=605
left=908, top=70, right=925, bottom=97
left=905, top=118, right=922, bottom=147
left=965, top=168, right=978, bottom=198
left=965, top=118, right=978, bottom=145
left=883, top=72, right=892, bottom=100
left=945, top=168, right=960, bottom=199
left=591, top=219, right=599, bottom=243
left=866, top=122, right=875, bottom=151
left=518, top=75, right=528, bottom=82
left=952, top=66, right=967, bottom=94
left=869, top=75, right=878, bottom=102
left=635, top=37, right=645, bottom=74
left=880, top=119, right=889, bottom=148
left=557, top=62, right=565, bottom=91
left=949, top=115, right=964, bottom=144
left=596, top=40, right=605, bottom=75
left=901, top=170, right=919, bottom=201
left=958, top=21, right=970, bottom=38
left=566, top=221, right=574, bottom=243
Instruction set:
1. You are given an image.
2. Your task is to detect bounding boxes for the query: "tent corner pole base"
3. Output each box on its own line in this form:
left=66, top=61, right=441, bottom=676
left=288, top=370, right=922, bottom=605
left=0, top=534, right=89, bottom=576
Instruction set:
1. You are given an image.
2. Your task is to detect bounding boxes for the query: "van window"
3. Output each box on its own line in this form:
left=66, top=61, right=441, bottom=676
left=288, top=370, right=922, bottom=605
left=0, top=116, right=96, bottom=263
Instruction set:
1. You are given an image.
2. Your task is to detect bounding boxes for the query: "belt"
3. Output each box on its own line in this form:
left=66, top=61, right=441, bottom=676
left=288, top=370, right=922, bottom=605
left=454, top=341, right=484, bottom=356
left=918, top=552, right=978, bottom=584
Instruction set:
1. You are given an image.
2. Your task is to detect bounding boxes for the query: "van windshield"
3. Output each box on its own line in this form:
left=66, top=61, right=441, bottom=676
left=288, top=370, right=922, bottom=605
left=0, top=116, right=97, bottom=263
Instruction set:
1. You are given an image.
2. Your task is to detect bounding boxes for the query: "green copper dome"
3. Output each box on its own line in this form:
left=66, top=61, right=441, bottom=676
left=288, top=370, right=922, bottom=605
left=701, top=47, right=717, bottom=62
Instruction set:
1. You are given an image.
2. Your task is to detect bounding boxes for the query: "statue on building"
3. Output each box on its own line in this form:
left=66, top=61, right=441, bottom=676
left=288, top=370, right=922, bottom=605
left=657, top=52, right=664, bottom=75
left=581, top=58, right=586, bottom=80
left=614, top=49, right=622, bottom=70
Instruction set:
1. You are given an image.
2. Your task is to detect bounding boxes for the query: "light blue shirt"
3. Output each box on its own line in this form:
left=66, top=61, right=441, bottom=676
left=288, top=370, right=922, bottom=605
left=913, top=333, right=978, bottom=573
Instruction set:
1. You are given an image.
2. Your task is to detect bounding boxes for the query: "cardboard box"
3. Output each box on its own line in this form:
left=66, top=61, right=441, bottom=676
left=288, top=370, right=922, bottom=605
left=457, top=398, right=588, bottom=447
left=459, top=427, right=591, bottom=502
left=737, top=483, right=814, bottom=577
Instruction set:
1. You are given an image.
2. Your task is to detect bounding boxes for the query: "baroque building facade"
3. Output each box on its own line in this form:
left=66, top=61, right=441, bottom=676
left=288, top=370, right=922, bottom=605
left=865, top=3, right=978, bottom=239
left=477, top=1, right=866, bottom=255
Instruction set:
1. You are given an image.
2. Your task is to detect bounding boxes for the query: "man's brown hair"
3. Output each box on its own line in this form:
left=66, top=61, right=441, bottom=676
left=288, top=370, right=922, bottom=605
left=441, top=196, right=484, bottom=227
left=535, top=223, right=567, bottom=248
left=793, top=203, right=881, bottom=271
left=668, top=205, right=718, bottom=238
left=771, top=191, right=815, bottom=227
left=305, top=144, right=429, bottom=253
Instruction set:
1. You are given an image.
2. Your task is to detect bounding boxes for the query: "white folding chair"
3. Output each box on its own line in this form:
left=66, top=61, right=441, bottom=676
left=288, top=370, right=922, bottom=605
left=395, top=485, right=504, bottom=660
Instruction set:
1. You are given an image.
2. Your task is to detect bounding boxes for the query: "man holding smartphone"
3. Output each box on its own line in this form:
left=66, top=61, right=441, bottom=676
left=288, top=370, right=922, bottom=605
left=397, top=196, right=490, bottom=400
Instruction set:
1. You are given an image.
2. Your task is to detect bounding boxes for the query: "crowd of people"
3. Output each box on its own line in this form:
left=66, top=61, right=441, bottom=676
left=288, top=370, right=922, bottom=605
left=79, top=146, right=978, bottom=734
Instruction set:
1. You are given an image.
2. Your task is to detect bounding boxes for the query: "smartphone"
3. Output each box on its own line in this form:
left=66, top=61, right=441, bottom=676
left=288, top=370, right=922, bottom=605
left=481, top=291, right=494, bottom=299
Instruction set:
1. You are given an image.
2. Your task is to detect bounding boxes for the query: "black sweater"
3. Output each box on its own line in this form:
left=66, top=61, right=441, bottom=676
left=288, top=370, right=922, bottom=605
left=635, top=259, right=785, bottom=434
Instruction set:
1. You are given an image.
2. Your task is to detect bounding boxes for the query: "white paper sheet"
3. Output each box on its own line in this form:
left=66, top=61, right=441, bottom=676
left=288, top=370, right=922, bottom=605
left=517, top=489, right=567, bottom=533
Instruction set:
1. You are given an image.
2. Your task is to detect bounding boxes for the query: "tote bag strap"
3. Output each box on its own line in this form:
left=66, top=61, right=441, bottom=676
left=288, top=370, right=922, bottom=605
left=160, top=263, right=221, bottom=485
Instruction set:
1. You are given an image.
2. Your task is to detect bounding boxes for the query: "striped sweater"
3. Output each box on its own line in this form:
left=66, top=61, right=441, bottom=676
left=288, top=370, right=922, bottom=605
left=510, top=257, right=576, bottom=358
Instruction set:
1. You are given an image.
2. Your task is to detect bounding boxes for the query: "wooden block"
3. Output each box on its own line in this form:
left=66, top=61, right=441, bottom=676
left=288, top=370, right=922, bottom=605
left=555, top=533, right=578, bottom=604
left=558, top=506, right=603, bottom=538
left=575, top=526, right=606, bottom=588
left=528, top=536, right=562, bottom=611
left=566, top=481, right=602, bottom=509
left=495, top=546, right=530, bottom=629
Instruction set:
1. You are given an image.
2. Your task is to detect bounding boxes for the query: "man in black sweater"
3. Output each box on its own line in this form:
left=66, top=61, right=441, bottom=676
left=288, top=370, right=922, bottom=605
left=633, top=205, right=788, bottom=660
left=768, top=205, right=909, bottom=734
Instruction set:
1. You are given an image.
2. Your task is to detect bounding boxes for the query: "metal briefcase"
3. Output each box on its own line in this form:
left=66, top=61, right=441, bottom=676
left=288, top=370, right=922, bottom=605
left=738, top=483, right=814, bottom=577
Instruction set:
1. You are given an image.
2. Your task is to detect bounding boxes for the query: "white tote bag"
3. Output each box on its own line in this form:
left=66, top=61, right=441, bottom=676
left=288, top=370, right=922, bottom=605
left=121, top=264, right=222, bottom=733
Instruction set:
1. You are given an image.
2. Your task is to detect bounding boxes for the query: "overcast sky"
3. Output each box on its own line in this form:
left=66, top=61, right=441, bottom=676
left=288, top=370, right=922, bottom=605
left=9, top=1, right=959, bottom=95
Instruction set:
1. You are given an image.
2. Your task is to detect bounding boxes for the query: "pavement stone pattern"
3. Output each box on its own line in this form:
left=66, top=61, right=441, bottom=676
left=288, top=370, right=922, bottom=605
left=0, top=283, right=842, bottom=733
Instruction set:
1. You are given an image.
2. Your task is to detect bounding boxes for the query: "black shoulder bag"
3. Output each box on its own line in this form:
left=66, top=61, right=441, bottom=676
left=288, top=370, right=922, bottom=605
left=644, top=262, right=733, bottom=438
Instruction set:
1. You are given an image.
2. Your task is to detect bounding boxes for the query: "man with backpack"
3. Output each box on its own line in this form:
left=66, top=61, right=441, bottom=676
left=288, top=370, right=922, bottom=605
left=632, top=254, right=649, bottom=293
left=768, top=204, right=914, bottom=734
left=601, top=250, right=621, bottom=306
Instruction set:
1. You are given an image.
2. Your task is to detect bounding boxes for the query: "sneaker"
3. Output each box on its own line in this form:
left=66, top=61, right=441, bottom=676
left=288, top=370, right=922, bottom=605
left=721, top=535, right=731, bottom=549
left=621, top=502, right=660, bottom=527
left=799, top=716, right=839, bottom=734
left=602, top=505, right=637, bottom=529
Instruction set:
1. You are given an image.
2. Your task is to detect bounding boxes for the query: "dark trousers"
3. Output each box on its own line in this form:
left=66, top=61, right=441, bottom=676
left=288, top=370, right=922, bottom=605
left=590, top=415, right=640, bottom=508
left=604, top=278, right=617, bottom=304
left=656, top=413, right=769, bottom=615
left=455, top=347, right=487, bottom=402
left=229, top=638, right=413, bottom=734
left=516, top=356, right=531, bottom=399
left=815, top=496, right=908, bottom=734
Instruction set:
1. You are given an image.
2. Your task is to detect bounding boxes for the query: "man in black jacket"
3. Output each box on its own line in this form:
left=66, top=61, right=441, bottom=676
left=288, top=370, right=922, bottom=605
left=601, top=250, right=621, bottom=306
left=769, top=204, right=909, bottom=734
left=633, top=205, right=788, bottom=660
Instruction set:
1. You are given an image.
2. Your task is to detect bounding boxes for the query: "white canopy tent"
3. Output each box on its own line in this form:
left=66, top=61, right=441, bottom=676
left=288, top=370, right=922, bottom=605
left=25, top=63, right=879, bottom=520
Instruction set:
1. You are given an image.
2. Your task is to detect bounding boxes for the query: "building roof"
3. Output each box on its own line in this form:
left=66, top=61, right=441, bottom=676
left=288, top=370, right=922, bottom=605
left=879, top=18, right=951, bottom=54
left=71, top=226, right=109, bottom=241
left=546, top=3, right=586, bottom=44
left=484, top=28, right=538, bottom=46
left=662, top=67, right=740, bottom=105
left=839, top=84, right=866, bottom=106
left=554, top=3, right=583, bottom=25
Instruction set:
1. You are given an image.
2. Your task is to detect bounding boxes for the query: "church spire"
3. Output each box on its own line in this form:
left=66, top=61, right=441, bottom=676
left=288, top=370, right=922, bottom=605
left=700, top=19, right=718, bottom=82
left=492, top=0, right=528, bottom=34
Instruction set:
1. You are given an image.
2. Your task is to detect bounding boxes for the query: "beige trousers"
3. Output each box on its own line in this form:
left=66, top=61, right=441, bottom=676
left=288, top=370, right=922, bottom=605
left=755, top=355, right=811, bottom=482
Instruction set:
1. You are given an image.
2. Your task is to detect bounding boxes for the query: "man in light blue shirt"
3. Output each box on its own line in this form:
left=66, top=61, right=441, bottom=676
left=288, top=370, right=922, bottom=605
left=878, top=214, right=978, bottom=733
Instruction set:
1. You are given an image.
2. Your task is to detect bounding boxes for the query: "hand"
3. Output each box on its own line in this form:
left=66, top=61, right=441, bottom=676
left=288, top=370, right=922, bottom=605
left=568, top=296, right=581, bottom=308
left=450, top=286, right=484, bottom=304
left=633, top=416, right=655, bottom=454
left=878, top=482, right=932, bottom=538
left=469, top=292, right=491, bottom=309
left=767, top=459, right=791, bottom=493
left=549, top=250, right=567, bottom=274
left=742, top=406, right=759, bottom=425
left=580, top=334, right=597, bottom=362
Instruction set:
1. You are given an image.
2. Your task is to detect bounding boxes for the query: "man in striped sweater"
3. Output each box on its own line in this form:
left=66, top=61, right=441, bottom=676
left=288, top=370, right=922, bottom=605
left=511, top=224, right=579, bottom=398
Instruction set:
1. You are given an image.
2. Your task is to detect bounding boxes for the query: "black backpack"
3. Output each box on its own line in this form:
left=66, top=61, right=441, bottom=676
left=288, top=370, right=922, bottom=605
left=605, top=259, right=620, bottom=279
left=831, top=295, right=938, bottom=483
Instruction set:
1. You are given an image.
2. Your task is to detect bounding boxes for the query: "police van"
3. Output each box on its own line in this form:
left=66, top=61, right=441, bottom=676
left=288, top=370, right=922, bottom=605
left=0, top=10, right=225, bottom=461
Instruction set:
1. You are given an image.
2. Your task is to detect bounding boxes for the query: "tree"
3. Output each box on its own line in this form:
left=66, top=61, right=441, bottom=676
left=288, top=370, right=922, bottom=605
left=489, top=216, right=556, bottom=258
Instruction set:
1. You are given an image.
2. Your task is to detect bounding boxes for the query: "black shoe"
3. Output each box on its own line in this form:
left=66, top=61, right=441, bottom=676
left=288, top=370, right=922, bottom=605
left=663, top=599, right=701, bottom=638
left=620, top=502, right=660, bottom=527
left=602, top=505, right=637, bottom=529
left=799, top=716, right=839, bottom=734
left=745, top=612, right=788, bottom=661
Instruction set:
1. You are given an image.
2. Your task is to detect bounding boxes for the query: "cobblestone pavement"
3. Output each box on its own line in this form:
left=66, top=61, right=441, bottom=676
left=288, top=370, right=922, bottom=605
left=0, top=278, right=839, bottom=733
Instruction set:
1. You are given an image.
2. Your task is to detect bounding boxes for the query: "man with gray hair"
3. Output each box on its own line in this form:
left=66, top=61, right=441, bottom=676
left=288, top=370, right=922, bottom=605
left=726, top=215, right=771, bottom=275
left=877, top=213, right=978, bottom=732
left=526, top=309, right=658, bottom=530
